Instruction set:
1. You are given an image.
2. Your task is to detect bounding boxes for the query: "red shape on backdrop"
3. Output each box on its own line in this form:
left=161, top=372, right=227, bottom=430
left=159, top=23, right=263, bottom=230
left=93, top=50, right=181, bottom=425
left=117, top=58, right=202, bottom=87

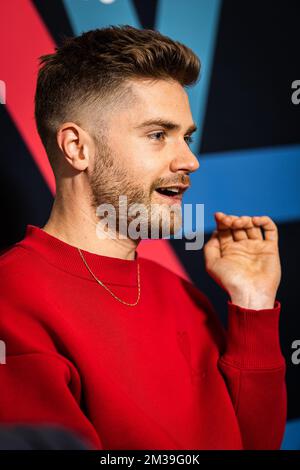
left=137, top=238, right=190, bottom=281
left=0, top=1, right=188, bottom=280
left=0, top=0, right=56, bottom=193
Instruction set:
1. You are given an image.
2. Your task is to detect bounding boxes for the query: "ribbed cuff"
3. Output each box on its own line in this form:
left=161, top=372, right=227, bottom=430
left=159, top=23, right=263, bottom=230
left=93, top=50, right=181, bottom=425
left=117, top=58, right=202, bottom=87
left=220, top=300, right=285, bottom=369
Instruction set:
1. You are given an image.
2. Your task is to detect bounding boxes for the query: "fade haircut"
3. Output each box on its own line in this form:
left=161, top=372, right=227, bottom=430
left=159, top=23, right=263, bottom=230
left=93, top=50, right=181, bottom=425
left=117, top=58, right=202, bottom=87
left=34, top=24, right=201, bottom=173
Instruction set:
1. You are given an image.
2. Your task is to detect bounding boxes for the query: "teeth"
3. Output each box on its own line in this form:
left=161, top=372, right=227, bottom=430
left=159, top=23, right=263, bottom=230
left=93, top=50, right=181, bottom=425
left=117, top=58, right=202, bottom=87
left=161, top=187, right=179, bottom=193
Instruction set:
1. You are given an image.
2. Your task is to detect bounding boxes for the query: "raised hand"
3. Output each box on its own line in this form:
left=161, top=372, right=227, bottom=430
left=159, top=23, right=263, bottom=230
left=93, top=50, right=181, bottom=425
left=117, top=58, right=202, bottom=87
left=203, top=212, right=281, bottom=309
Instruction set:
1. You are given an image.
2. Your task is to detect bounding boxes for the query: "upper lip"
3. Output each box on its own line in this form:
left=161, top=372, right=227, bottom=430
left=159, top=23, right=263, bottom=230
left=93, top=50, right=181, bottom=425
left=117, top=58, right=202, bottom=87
left=156, top=184, right=190, bottom=194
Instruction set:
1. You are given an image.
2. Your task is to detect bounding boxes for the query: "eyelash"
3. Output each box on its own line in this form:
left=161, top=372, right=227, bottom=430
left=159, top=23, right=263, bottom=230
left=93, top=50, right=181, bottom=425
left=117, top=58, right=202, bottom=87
left=148, top=131, right=194, bottom=145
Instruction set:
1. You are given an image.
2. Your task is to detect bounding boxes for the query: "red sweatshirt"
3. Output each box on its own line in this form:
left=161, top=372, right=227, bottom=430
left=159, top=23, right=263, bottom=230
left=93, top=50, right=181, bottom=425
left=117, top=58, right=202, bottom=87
left=0, top=225, right=287, bottom=450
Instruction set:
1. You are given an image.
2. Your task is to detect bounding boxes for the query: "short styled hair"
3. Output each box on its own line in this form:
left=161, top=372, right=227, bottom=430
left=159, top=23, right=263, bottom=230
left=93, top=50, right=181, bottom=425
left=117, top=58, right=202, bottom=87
left=34, top=24, right=201, bottom=171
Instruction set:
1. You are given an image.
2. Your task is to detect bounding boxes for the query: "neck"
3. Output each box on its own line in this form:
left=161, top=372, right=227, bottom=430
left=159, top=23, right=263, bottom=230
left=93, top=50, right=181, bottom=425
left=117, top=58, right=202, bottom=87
left=42, top=194, right=139, bottom=261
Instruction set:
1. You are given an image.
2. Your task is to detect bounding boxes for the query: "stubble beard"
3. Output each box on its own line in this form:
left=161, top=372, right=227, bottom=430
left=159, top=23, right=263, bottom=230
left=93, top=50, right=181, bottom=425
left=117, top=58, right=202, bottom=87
left=89, top=142, right=182, bottom=240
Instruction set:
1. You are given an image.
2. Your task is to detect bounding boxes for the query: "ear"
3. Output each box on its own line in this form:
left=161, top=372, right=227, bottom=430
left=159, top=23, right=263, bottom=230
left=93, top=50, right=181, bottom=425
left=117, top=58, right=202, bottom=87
left=56, top=122, right=94, bottom=171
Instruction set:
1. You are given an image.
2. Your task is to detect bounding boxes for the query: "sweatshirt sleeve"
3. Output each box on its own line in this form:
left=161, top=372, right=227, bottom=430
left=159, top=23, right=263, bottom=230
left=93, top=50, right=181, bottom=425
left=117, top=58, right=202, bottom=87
left=0, top=283, right=103, bottom=450
left=0, top=351, right=103, bottom=450
left=217, top=299, right=287, bottom=450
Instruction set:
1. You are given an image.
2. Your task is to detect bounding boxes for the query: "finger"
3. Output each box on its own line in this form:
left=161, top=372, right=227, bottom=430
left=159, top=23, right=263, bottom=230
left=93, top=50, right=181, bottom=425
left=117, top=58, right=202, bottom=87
left=219, top=214, right=251, bottom=241
left=246, top=223, right=264, bottom=240
left=214, top=212, right=236, bottom=230
left=203, top=230, right=221, bottom=269
left=230, top=215, right=250, bottom=241
left=252, top=216, right=278, bottom=241
left=214, top=212, right=234, bottom=245
left=231, top=215, right=264, bottom=241
left=219, top=213, right=263, bottom=240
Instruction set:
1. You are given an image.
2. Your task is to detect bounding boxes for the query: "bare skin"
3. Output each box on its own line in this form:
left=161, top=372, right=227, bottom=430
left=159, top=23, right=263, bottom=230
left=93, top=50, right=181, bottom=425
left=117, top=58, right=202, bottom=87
left=43, top=78, right=281, bottom=309
left=204, top=212, right=281, bottom=309
left=43, top=78, right=198, bottom=259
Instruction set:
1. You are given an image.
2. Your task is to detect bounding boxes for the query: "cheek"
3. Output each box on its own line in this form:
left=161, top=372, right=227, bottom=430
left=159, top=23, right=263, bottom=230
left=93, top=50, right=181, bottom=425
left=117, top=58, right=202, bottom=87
left=113, top=136, right=167, bottom=192
left=123, top=139, right=160, bottom=175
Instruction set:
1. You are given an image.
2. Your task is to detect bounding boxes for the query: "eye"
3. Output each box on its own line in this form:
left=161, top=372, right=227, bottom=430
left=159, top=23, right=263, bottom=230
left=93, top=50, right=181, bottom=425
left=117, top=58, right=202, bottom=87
left=148, top=131, right=166, bottom=142
left=147, top=131, right=194, bottom=145
left=184, top=135, right=194, bottom=146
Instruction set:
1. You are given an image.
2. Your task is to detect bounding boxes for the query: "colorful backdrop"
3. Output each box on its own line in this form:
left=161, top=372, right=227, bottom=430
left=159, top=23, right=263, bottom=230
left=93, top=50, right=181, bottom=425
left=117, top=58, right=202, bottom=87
left=0, top=0, right=299, bottom=449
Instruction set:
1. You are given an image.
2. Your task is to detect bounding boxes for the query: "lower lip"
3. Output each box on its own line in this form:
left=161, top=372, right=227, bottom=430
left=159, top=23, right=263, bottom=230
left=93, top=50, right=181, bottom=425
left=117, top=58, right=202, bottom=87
left=154, top=190, right=182, bottom=203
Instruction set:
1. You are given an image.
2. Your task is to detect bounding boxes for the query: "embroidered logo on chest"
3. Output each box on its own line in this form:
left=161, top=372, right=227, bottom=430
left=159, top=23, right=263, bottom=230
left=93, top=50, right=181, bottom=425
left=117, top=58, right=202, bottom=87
left=177, top=330, right=206, bottom=384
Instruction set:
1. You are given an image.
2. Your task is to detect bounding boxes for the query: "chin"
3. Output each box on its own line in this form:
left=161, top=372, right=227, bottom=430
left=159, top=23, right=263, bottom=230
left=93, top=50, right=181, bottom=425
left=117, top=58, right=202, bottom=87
left=149, top=210, right=182, bottom=239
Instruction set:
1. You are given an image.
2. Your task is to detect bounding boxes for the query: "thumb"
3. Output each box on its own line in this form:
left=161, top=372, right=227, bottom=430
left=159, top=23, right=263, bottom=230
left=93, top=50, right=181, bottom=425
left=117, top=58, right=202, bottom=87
left=203, top=230, right=221, bottom=270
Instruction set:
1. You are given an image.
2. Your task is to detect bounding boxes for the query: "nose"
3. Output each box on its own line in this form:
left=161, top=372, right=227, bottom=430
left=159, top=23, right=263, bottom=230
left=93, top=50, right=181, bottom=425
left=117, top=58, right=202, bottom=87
left=169, top=144, right=200, bottom=173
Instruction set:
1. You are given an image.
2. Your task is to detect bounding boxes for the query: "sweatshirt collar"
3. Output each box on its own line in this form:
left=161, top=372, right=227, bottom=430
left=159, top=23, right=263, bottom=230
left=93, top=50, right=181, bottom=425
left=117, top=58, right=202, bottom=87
left=19, top=225, right=140, bottom=287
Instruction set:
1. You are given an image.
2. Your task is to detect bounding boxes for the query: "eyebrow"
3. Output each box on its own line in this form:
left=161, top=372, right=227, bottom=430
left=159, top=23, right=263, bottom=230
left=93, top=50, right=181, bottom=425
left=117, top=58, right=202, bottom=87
left=134, top=118, right=197, bottom=135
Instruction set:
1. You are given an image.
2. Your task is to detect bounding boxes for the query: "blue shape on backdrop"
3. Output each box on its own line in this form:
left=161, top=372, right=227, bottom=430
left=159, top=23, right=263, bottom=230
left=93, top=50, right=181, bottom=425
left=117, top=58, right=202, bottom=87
left=63, top=0, right=222, bottom=157
left=185, top=144, right=300, bottom=234
left=63, top=0, right=140, bottom=32
left=281, top=419, right=300, bottom=450
left=157, top=0, right=222, bottom=154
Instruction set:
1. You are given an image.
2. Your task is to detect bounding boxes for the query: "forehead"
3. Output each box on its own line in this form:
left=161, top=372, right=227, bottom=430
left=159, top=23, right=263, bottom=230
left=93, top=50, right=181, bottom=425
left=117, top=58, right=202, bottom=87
left=116, top=78, right=193, bottom=127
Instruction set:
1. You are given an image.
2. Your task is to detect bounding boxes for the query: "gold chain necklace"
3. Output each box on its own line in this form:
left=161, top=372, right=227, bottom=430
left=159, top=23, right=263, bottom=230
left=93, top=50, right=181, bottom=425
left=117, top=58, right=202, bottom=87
left=77, top=248, right=141, bottom=307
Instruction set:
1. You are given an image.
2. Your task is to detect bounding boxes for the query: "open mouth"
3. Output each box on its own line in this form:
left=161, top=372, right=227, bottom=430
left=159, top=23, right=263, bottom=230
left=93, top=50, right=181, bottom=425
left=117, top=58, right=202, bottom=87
left=154, top=185, right=188, bottom=202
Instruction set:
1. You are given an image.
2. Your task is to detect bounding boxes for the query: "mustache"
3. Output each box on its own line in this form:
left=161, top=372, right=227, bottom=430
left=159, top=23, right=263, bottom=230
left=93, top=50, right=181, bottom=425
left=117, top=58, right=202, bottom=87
left=153, top=174, right=190, bottom=190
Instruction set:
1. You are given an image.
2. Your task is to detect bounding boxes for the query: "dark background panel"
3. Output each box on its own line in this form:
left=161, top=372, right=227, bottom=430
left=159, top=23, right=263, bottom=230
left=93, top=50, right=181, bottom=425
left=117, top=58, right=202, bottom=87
left=32, top=0, right=74, bottom=46
left=0, top=0, right=73, bottom=250
left=0, top=106, right=53, bottom=251
left=132, top=0, right=159, bottom=30
left=200, top=0, right=300, bottom=154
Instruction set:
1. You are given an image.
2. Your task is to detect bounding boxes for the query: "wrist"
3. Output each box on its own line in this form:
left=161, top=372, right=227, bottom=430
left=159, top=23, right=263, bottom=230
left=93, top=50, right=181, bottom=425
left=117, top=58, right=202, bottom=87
left=229, top=291, right=276, bottom=310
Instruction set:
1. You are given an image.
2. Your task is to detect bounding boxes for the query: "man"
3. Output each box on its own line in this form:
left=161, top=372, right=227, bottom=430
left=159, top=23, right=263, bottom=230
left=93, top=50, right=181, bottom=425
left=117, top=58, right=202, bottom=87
left=0, top=25, right=286, bottom=450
